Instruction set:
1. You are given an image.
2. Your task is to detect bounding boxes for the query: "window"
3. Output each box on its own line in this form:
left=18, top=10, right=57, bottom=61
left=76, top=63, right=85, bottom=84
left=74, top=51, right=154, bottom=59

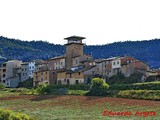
left=78, top=72, right=81, bottom=75
left=64, top=79, right=66, bottom=82
left=113, top=62, right=115, bottom=65
left=46, top=72, right=48, bottom=74
left=76, top=60, right=78, bottom=64
left=92, top=71, right=95, bottom=75
left=3, top=64, right=6, bottom=67
left=61, top=62, right=63, bottom=65
left=3, top=74, right=6, bottom=78
left=67, top=79, right=70, bottom=85
left=25, top=68, right=27, bottom=71
left=41, top=73, right=43, bottom=75
left=117, top=61, right=119, bottom=64
left=41, top=78, right=43, bottom=81
left=75, top=80, right=79, bottom=84
left=58, top=80, right=61, bottom=85
left=70, top=73, right=72, bottom=78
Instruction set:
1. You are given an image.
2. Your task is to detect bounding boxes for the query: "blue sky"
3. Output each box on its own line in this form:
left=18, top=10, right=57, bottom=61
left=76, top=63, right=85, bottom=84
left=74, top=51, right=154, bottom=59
left=0, top=0, right=160, bottom=45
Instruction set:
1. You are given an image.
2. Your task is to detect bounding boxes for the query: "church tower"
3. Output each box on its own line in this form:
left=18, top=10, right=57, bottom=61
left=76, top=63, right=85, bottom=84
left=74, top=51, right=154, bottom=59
left=64, top=36, right=85, bottom=70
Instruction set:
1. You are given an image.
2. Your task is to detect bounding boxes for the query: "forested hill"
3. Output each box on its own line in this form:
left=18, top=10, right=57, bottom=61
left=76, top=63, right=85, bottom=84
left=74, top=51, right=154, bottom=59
left=0, top=36, right=160, bottom=68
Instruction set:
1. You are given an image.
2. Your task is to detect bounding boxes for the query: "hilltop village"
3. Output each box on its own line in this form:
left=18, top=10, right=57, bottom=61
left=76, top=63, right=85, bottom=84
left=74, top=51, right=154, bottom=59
left=0, top=36, right=159, bottom=87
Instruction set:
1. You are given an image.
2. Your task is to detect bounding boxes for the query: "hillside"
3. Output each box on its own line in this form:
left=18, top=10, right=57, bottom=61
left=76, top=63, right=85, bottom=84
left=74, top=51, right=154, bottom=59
left=0, top=36, right=160, bottom=68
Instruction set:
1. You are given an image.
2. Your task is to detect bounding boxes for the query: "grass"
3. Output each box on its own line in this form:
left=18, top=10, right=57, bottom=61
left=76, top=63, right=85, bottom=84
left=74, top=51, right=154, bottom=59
left=0, top=90, right=160, bottom=120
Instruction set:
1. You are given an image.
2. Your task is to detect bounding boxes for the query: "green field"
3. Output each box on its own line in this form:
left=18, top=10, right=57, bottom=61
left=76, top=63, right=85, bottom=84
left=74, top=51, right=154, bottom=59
left=0, top=91, right=160, bottom=120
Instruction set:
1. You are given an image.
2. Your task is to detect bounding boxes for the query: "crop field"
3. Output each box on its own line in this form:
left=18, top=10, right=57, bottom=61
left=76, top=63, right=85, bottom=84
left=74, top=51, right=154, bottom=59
left=0, top=92, right=160, bottom=120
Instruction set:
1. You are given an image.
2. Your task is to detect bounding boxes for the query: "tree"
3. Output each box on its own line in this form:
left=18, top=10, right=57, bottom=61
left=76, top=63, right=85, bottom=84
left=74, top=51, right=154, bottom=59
left=87, top=78, right=109, bottom=96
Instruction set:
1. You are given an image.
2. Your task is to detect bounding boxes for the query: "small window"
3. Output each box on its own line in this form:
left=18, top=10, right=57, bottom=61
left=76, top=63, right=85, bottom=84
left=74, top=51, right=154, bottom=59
left=78, top=72, right=81, bottom=75
left=113, top=62, right=115, bottom=65
left=117, top=61, right=119, bottom=64
left=58, top=80, right=62, bottom=85
left=41, top=73, right=43, bottom=75
left=3, top=74, right=6, bottom=78
left=76, top=60, right=78, bottom=64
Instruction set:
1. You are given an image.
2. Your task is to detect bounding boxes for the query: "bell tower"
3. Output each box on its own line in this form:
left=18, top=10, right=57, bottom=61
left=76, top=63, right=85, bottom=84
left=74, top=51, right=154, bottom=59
left=64, top=36, right=85, bottom=70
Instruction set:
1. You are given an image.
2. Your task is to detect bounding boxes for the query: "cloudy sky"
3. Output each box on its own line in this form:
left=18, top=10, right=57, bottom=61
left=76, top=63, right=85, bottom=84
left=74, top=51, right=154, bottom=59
left=0, top=0, right=160, bottom=45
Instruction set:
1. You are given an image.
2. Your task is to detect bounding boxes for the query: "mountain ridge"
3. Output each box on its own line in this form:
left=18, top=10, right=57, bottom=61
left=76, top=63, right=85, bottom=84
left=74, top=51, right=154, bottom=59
left=0, top=36, right=160, bottom=68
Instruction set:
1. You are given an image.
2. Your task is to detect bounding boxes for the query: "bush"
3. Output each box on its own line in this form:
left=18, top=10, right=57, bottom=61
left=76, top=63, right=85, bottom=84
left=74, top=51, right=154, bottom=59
left=109, top=81, right=160, bottom=90
left=44, top=84, right=90, bottom=90
left=67, top=90, right=88, bottom=96
left=18, top=78, right=33, bottom=88
left=0, top=109, right=32, bottom=120
left=87, top=78, right=109, bottom=96
left=0, top=84, right=5, bottom=89
left=116, top=90, right=160, bottom=100
left=108, top=73, right=143, bottom=84
left=36, top=84, right=50, bottom=94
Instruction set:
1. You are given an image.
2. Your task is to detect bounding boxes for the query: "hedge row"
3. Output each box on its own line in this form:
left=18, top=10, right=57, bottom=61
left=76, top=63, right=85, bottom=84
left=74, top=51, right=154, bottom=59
left=40, top=84, right=90, bottom=90
left=109, top=82, right=160, bottom=90
left=115, top=90, right=160, bottom=100
left=0, top=109, right=32, bottom=120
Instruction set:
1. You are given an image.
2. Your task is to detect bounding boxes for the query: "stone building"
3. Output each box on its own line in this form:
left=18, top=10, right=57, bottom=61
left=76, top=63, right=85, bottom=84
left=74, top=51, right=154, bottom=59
left=57, top=70, right=84, bottom=85
left=120, top=56, right=149, bottom=77
left=65, top=36, right=85, bottom=70
left=1, top=60, right=22, bottom=87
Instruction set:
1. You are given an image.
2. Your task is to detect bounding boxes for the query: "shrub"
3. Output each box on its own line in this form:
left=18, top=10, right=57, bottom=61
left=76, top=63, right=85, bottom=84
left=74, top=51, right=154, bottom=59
left=109, top=81, right=160, bottom=90
left=87, top=78, right=109, bottom=96
left=0, top=84, right=5, bottom=89
left=18, top=78, right=33, bottom=88
left=0, top=109, right=32, bottom=120
left=67, top=90, right=88, bottom=96
left=108, top=73, right=143, bottom=84
left=36, top=84, right=50, bottom=94
left=115, top=90, right=160, bottom=100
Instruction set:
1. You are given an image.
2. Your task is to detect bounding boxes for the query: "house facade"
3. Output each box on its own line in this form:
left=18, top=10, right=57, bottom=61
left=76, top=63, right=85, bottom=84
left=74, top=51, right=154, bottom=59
left=57, top=70, right=84, bottom=85
left=1, top=60, right=22, bottom=87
